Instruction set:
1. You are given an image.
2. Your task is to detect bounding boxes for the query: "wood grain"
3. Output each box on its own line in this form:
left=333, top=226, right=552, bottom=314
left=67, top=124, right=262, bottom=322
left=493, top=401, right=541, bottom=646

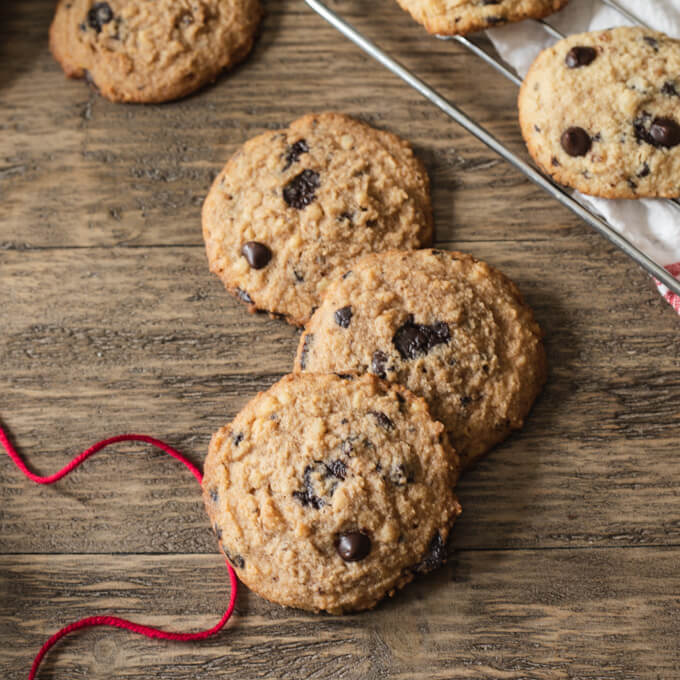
left=1, top=550, right=679, bottom=680
left=1, top=0, right=679, bottom=677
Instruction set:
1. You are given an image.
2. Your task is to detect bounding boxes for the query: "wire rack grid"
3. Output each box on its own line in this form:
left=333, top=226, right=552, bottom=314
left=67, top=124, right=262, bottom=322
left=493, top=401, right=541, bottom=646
left=304, top=0, right=680, bottom=297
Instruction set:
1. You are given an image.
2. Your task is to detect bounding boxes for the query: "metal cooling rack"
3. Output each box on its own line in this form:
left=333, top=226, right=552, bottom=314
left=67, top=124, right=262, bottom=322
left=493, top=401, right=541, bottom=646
left=304, top=0, right=680, bottom=297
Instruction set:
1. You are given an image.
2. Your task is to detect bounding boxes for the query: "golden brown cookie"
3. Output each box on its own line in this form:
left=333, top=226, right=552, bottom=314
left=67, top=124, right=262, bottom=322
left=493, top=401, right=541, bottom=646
left=395, top=0, right=569, bottom=36
left=519, top=27, right=680, bottom=199
left=202, top=373, right=461, bottom=614
left=294, top=250, right=547, bottom=470
left=49, top=0, right=262, bottom=103
left=202, top=113, right=433, bottom=326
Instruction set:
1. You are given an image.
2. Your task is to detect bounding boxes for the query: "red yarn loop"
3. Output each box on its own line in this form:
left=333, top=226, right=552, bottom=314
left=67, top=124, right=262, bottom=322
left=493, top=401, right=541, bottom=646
left=0, top=425, right=238, bottom=680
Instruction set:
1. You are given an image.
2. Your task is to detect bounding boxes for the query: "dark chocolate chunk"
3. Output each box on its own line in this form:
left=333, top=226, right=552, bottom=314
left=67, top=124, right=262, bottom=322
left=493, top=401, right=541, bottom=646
left=370, top=351, right=388, bottom=378
left=635, top=113, right=680, bottom=148
left=223, top=547, right=245, bottom=569
left=560, top=127, right=592, bottom=157
left=565, top=46, right=597, bottom=68
left=241, top=241, right=272, bottom=269
left=325, top=459, right=347, bottom=480
left=334, top=306, right=353, bottom=328
left=283, top=139, right=309, bottom=171
left=369, top=411, right=395, bottom=431
left=293, top=459, right=346, bottom=509
left=393, top=316, right=451, bottom=360
left=414, top=532, right=446, bottom=574
left=299, top=333, right=314, bottom=370
left=637, top=162, right=650, bottom=178
left=650, top=118, right=680, bottom=148
left=336, top=531, right=371, bottom=562
left=643, top=36, right=659, bottom=51
left=87, top=2, right=114, bottom=32
left=283, top=169, right=320, bottom=210
left=662, top=81, right=679, bottom=97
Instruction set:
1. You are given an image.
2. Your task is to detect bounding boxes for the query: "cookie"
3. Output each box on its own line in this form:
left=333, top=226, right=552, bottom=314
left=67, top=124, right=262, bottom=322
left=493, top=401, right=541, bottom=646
left=294, top=250, right=547, bottom=470
left=49, top=0, right=262, bottom=103
left=395, top=0, right=569, bottom=36
left=519, top=27, right=680, bottom=199
left=202, top=373, right=461, bottom=614
left=202, top=113, right=433, bottom=326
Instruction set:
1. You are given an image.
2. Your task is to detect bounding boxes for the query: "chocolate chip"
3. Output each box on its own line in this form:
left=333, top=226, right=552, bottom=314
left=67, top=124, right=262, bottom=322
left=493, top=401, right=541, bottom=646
left=370, top=350, right=388, bottom=378
left=232, top=432, right=244, bottom=447
left=393, top=316, right=451, bottom=360
left=299, top=333, right=313, bottom=370
left=325, top=459, right=347, bottom=480
left=560, top=127, right=592, bottom=157
left=283, top=139, right=309, bottom=171
left=414, top=532, right=446, bottom=574
left=235, top=288, right=253, bottom=305
left=649, top=118, right=680, bottom=148
left=635, top=113, right=680, bottom=148
left=334, top=306, right=353, bottom=328
left=241, top=241, right=272, bottom=270
left=643, top=36, right=659, bottom=51
left=87, top=2, right=114, bottom=32
left=336, top=531, right=371, bottom=562
left=662, top=81, right=679, bottom=97
left=368, top=411, right=394, bottom=431
left=223, top=547, right=245, bottom=569
left=565, top=46, right=597, bottom=68
left=210, top=489, right=219, bottom=503
left=283, top=169, right=320, bottom=210
left=293, top=460, right=346, bottom=509
left=637, top=162, right=650, bottom=178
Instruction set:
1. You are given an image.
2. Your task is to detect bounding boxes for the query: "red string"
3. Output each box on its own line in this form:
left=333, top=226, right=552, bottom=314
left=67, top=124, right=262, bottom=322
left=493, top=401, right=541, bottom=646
left=0, top=425, right=238, bottom=680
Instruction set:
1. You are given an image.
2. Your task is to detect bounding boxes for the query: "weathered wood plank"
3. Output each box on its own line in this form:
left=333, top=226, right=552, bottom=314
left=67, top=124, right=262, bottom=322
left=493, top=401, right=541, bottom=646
left=2, top=244, right=678, bottom=554
left=1, top=550, right=679, bottom=679
left=1, top=0, right=588, bottom=250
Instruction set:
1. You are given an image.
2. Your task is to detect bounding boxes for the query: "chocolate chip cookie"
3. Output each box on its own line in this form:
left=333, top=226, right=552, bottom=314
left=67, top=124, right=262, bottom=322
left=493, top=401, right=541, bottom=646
left=519, top=27, right=680, bottom=199
left=295, top=250, right=547, bottom=470
left=395, top=0, right=569, bottom=36
left=202, top=113, right=433, bottom=326
left=49, top=0, right=262, bottom=103
left=202, top=373, right=461, bottom=614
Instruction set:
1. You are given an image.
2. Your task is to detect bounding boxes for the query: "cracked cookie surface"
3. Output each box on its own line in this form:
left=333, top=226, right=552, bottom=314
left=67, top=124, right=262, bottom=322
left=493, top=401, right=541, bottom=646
left=202, top=113, right=433, bottom=326
left=50, top=0, right=262, bottom=102
left=295, top=250, right=547, bottom=470
left=202, top=373, right=461, bottom=614
left=519, top=27, right=680, bottom=198
left=395, top=0, right=568, bottom=36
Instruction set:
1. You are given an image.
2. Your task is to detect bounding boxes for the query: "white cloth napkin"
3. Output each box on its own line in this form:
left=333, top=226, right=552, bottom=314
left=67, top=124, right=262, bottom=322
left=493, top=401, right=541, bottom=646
left=486, top=0, right=680, bottom=314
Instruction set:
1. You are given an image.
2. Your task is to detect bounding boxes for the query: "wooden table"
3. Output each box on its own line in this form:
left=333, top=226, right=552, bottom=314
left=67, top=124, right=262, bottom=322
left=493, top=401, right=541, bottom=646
left=2, top=1, right=679, bottom=678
